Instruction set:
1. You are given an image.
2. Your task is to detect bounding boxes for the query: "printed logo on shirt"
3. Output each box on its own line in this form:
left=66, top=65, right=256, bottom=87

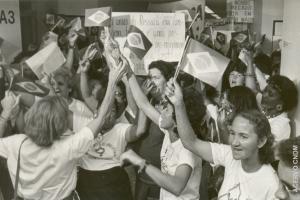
left=86, top=134, right=117, bottom=160
left=219, top=183, right=241, bottom=200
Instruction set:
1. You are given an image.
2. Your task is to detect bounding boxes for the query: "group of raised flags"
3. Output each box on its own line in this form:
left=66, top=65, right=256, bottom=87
left=1, top=4, right=258, bottom=99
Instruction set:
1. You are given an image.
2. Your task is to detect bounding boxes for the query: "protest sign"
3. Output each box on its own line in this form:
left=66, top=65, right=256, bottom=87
left=25, top=42, right=66, bottom=79
left=175, top=10, right=192, bottom=22
left=180, top=39, right=230, bottom=87
left=112, top=12, right=185, bottom=75
left=85, top=7, right=112, bottom=27
left=227, top=0, right=254, bottom=23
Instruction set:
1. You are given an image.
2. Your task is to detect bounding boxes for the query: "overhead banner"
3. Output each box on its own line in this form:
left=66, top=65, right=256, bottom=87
left=0, top=0, right=22, bottom=63
left=111, top=12, right=185, bottom=75
left=227, top=0, right=254, bottom=23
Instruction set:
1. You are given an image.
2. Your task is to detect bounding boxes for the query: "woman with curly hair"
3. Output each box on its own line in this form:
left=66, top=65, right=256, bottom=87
left=165, top=79, right=280, bottom=200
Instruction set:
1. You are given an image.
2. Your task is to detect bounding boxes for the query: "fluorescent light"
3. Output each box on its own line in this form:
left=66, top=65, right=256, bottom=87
left=211, top=14, right=221, bottom=19
left=205, top=6, right=214, bottom=14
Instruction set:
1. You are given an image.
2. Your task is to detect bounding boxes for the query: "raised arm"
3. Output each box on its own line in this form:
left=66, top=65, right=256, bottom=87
left=165, top=79, right=214, bottom=163
left=64, top=32, right=78, bottom=74
left=125, top=109, right=148, bottom=143
left=120, top=149, right=192, bottom=196
left=122, top=77, right=138, bottom=118
left=86, top=59, right=126, bottom=137
left=0, top=92, right=20, bottom=137
left=241, top=49, right=258, bottom=94
left=124, top=60, right=160, bottom=125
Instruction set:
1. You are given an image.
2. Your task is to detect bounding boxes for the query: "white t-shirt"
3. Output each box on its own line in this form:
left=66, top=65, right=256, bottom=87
left=159, top=128, right=202, bottom=200
left=79, top=123, right=131, bottom=171
left=0, top=127, right=94, bottom=200
left=210, top=142, right=279, bottom=200
left=268, top=112, right=290, bottom=143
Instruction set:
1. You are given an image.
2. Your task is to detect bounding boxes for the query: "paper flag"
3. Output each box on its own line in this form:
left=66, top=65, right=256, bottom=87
left=180, top=39, right=230, bottom=87
left=46, top=14, right=55, bottom=25
left=124, top=25, right=152, bottom=60
left=231, top=31, right=249, bottom=44
left=175, top=10, right=192, bottom=22
left=85, top=7, right=112, bottom=27
left=216, top=32, right=226, bottom=45
left=25, top=42, right=66, bottom=79
left=11, top=76, right=49, bottom=97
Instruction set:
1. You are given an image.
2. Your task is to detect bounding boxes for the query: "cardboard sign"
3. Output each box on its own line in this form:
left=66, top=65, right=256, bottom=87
left=227, top=0, right=254, bottom=23
left=0, top=0, right=22, bottom=63
left=112, top=12, right=185, bottom=75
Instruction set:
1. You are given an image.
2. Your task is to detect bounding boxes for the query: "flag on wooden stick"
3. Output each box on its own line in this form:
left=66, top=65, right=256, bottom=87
left=25, top=42, right=66, bottom=79
left=177, top=38, right=230, bottom=87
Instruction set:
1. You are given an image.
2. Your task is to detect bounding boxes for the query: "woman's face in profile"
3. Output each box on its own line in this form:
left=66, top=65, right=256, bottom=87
left=229, top=70, right=245, bottom=87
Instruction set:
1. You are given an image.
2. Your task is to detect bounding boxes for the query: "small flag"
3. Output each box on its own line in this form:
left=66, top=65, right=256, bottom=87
left=124, top=25, right=152, bottom=60
left=85, top=7, right=112, bottom=27
left=179, top=39, right=230, bottom=87
left=216, top=32, right=226, bottom=45
left=46, top=14, right=55, bottom=25
left=175, top=10, right=192, bottom=22
left=231, top=30, right=249, bottom=44
left=25, top=42, right=66, bottom=79
left=56, top=15, right=66, bottom=27
left=11, top=76, right=49, bottom=97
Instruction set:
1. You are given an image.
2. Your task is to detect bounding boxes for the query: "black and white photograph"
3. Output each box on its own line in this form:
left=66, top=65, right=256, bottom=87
left=0, top=0, right=299, bottom=200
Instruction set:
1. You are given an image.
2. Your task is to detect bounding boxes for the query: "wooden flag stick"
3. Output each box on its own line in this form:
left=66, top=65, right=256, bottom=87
left=174, top=36, right=191, bottom=80
left=50, top=19, right=62, bottom=32
left=187, top=12, right=200, bottom=31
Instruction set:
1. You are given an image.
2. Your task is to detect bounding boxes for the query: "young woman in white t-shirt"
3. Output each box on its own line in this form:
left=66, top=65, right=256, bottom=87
left=165, top=78, right=280, bottom=200
left=120, top=59, right=205, bottom=200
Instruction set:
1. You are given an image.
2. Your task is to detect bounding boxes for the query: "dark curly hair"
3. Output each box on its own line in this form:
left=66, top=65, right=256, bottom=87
left=267, top=75, right=298, bottom=112
left=278, top=136, right=300, bottom=167
left=233, top=110, right=275, bottom=164
left=148, top=60, right=175, bottom=81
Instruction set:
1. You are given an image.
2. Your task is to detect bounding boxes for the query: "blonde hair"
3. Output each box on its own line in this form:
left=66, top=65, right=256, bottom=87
left=24, top=96, right=69, bottom=147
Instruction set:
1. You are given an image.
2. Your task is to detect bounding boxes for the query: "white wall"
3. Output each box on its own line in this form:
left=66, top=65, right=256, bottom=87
left=260, top=0, right=283, bottom=55
left=281, top=0, right=300, bottom=137
left=56, top=0, right=98, bottom=16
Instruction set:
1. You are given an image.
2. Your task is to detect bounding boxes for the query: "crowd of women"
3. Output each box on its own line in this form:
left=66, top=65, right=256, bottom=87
left=0, top=12, right=300, bottom=200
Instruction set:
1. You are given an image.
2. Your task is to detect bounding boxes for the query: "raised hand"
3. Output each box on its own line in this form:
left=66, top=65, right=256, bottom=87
left=79, top=59, right=90, bottom=73
left=1, top=91, right=20, bottom=120
left=165, top=78, right=183, bottom=106
left=83, top=43, right=98, bottom=62
left=68, top=31, right=78, bottom=47
left=108, top=56, right=127, bottom=84
left=141, top=79, right=154, bottom=95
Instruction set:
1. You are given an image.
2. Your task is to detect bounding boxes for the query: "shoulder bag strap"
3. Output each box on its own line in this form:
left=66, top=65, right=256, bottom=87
left=13, top=137, right=28, bottom=200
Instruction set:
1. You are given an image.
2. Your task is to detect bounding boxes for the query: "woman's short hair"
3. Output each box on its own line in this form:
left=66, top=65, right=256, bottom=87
left=24, top=96, right=69, bottom=147
left=53, top=66, right=74, bottom=89
left=226, top=86, right=259, bottom=113
left=233, top=110, right=275, bottom=164
left=267, top=75, right=298, bottom=112
left=148, top=60, right=175, bottom=81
